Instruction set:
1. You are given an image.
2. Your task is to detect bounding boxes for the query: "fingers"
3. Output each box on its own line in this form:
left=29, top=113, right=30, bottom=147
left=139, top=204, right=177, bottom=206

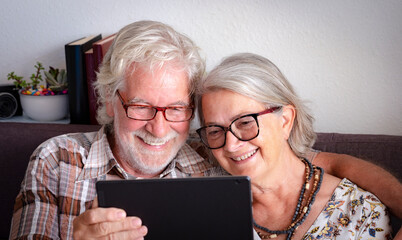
left=77, top=207, right=127, bottom=225
left=92, top=217, right=148, bottom=239
left=94, top=216, right=144, bottom=236
left=73, top=207, right=148, bottom=240
left=114, top=222, right=147, bottom=240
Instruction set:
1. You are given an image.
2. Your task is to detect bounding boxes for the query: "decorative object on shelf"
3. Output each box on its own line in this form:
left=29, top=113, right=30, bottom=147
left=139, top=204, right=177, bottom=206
left=0, top=85, right=22, bottom=119
left=7, top=62, right=69, bottom=121
left=43, top=66, right=68, bottom=94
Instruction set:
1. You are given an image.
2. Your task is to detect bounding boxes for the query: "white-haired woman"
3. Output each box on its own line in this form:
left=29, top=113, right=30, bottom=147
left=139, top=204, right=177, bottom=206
left=196, top=53, right=391, bottom=239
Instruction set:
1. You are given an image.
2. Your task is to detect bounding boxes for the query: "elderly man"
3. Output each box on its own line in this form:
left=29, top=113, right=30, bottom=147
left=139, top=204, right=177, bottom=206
left=10, top=21, right=401, bottom=239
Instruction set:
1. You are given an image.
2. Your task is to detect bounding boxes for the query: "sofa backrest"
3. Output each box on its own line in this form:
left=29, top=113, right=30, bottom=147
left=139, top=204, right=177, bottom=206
left=315, top=132, right=402, bottom=181
left=0, top=122, right=100, bottom=239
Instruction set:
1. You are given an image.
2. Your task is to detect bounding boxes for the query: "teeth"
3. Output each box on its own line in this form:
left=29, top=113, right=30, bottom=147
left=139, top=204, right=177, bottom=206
left=143, top=139, right=168, bottom=146
left=233, top=149, right=257, bottom=161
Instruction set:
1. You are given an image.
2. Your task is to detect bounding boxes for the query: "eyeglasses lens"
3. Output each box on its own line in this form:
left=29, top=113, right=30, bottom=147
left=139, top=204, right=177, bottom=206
left=200, top=115, right=259, bottom=149
left=127, top=106, right=192, bottom=121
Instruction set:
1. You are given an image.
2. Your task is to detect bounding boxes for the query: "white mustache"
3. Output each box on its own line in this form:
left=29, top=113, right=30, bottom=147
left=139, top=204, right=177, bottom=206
left=133, top=129, right=179, bottom=146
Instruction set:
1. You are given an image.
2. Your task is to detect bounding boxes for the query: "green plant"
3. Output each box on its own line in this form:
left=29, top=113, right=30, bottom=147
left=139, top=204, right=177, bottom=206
left=7, top=71, right=27, bottom=89
left=7, top=62, right=68, bottom=95
left=44, top=66, right=68, bottom=92
left=7, top=62, right=44, bottom=90
left=30, top=62, right=44, bottom=89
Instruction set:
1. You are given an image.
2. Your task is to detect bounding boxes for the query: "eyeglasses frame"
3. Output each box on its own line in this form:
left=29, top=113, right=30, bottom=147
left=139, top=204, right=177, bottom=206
left=116, top=90, right=194, bottom=122
left=196, top=106, right=282, bottom=149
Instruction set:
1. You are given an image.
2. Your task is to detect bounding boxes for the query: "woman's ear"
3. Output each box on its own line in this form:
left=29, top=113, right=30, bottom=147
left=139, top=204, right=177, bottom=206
left=281, top=105, right=296, bottom=140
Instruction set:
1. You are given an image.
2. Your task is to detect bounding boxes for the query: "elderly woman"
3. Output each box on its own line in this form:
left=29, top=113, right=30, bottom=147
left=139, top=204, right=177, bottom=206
left=196, top=53, right=391, bottom=239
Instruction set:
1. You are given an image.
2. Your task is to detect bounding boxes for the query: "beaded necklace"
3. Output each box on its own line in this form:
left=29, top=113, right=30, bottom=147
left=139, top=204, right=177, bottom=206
left=254, top=158, right=324, bottom=239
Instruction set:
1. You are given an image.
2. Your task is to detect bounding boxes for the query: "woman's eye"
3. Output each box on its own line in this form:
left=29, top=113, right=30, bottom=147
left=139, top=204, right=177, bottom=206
left=235, top=117, right=255, bottom=129
left=207, top=129, right=223, bottom=139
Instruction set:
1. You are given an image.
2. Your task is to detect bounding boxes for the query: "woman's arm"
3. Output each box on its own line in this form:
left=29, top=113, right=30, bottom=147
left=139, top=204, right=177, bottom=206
left=313, top=152, right=402, bottom=219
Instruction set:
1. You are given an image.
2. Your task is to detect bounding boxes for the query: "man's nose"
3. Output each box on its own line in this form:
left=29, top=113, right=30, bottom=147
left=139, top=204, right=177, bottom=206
left=145, top=111, right=170, bottom=138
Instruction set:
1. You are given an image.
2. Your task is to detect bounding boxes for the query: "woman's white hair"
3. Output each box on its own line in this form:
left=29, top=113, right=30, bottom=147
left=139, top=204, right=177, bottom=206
left=95, top=20, right=205, bottom=126
left=196, top=53, right=316, bottom=157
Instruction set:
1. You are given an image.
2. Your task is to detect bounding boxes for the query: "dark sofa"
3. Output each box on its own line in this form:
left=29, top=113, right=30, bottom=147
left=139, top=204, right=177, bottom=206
left=0, top=122, right=401, bottom=238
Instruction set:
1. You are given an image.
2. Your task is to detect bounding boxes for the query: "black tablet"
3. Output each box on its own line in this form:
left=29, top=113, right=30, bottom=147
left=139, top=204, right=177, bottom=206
left=96, top=176, right=253, bottom=240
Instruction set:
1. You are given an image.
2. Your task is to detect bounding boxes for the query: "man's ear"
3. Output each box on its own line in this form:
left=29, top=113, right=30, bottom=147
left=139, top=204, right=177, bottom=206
left=106, top=92, right=115, bottom=117
left=106, top=101, right=115, bottom=117
left=281, top=105, right=296, bottom=140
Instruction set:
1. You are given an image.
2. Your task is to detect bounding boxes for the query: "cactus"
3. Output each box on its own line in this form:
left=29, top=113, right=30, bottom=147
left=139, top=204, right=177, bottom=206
left=44, top=66, right=68, bottom=92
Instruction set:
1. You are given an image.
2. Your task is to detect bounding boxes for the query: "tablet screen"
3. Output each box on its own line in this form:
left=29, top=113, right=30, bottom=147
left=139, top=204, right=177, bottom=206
left=96, top=176, right=253, bottom=240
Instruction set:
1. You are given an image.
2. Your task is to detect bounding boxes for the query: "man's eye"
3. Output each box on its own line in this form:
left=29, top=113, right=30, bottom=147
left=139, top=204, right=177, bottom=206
left=170, top=107, right=187, bottom=112
left=134, top=106, right=149, bottom=110
left=130, top=106, right=152, bottom=114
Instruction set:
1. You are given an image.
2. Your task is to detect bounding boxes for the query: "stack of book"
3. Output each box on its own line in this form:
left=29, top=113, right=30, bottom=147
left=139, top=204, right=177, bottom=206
left=65, top=34, right=116, bottom=124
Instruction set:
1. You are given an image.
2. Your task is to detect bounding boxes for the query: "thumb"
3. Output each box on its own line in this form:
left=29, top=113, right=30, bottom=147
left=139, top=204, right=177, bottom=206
left=92, top=196, right=99, bottom=208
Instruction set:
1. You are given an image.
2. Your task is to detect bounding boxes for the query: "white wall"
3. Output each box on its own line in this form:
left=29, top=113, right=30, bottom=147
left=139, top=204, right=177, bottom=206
left=1, top=0, right=401, bottom=135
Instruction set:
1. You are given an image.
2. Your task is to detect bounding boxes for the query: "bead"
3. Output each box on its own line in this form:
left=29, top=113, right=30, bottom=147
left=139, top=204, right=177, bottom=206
left=253, top=158, right=324, bottom=239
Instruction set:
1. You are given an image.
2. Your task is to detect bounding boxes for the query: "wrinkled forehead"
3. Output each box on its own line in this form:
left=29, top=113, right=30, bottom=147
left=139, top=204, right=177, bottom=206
left=127, top=62, right=189, bottom=87
left=122, top=62, right=192, bottom=105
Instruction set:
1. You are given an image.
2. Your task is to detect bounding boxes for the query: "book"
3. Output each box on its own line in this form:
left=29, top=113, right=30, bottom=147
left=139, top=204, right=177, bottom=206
left=84, top=48, right=98, bottom=125
left=84, top=34, right=116, bottom=125
left=93, top=34, right=116, bottom=72
left=65, top=34, right=102, bottom=124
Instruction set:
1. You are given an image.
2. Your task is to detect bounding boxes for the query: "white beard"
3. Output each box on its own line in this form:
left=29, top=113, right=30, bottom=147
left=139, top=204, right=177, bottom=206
left=114, top=124, right=185, bottom=176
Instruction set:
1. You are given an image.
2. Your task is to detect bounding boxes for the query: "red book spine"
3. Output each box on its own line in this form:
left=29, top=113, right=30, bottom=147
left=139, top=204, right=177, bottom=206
left=93, top=34, right=116, bottom=72
left=85, top=49, right=98, bottom=125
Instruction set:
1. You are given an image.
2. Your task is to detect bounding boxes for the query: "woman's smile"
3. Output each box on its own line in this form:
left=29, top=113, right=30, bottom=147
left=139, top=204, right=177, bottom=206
left=230, top=148, right=258, bottom=162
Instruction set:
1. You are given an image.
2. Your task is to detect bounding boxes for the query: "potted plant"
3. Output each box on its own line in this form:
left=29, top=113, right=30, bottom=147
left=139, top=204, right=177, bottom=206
left=7, top=62, right=69, bottom=121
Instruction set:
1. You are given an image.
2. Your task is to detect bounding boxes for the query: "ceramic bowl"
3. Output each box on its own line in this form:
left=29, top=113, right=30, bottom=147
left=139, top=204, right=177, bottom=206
left=19, top=93, right=69, bottom=121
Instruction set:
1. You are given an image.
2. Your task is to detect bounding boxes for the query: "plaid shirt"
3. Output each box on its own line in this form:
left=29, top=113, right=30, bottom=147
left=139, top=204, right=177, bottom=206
left=10, top=127, right=223, bottom=240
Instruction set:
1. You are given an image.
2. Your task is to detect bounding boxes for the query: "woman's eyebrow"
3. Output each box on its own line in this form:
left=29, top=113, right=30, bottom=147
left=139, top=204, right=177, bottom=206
left=204, top=111, right=255, bottom=126
left=204, top=121, right=221, bottom=126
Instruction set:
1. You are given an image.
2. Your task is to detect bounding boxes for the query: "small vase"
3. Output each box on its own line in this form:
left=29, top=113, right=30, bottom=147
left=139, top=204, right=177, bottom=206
left=19, top=91, right=69, bottom=121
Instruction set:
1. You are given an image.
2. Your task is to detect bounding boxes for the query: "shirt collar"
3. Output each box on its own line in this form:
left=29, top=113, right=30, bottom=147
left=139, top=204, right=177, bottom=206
left=76, top=126, right=117, bottom=181
left=158, top=143, right=213, bottom=178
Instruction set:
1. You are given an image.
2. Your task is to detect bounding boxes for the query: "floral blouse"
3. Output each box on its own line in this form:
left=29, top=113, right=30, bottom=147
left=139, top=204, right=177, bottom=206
left=302, top=178, right=392, bottom=239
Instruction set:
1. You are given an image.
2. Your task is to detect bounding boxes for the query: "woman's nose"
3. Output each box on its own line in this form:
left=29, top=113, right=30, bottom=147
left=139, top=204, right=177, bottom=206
left=223, top=130, right=243, bottom=152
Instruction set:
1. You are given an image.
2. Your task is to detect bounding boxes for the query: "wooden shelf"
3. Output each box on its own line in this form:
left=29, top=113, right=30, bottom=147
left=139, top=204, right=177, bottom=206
left=0, top=114, right=70, bottom=124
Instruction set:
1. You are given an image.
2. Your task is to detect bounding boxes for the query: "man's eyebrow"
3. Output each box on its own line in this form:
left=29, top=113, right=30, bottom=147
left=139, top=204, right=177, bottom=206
left=127, top=97, right=147, bottom=104
left=127, top=98, right=191, bottom=107
left=169, top=100, right=192, bottom=107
